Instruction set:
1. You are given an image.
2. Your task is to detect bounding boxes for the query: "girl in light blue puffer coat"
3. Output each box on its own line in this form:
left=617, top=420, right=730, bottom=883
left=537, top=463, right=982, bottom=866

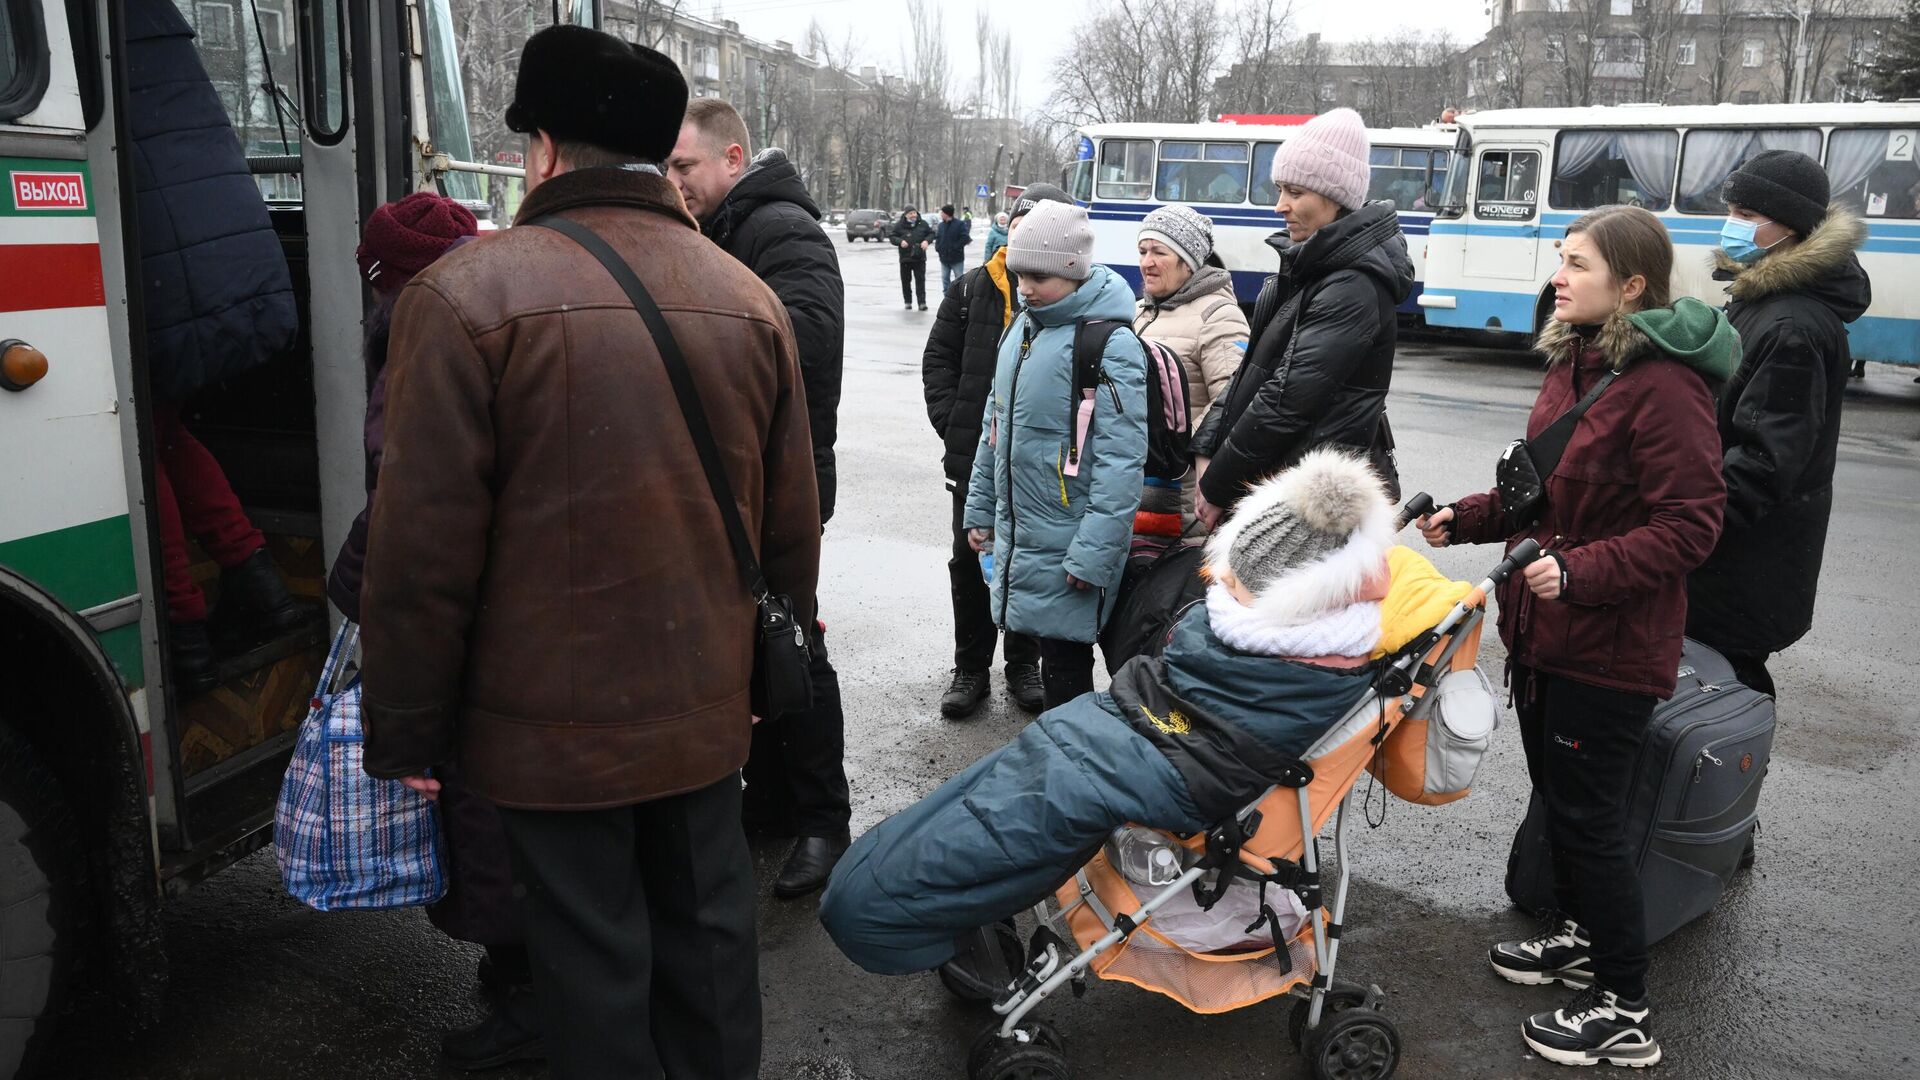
left=964, top=201, right=1148, bottom=709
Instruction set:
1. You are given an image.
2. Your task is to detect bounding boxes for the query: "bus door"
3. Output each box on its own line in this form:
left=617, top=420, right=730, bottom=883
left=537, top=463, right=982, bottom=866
left=1464, top=145, right=1544, bottom=284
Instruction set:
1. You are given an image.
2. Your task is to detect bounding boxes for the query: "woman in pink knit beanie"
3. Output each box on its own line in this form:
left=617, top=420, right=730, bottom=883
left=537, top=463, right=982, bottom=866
left=1188, top=107, right=1413, bottom=530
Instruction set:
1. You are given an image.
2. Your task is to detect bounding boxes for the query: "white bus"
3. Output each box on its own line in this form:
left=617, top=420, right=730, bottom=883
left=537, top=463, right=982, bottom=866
left=1061, top=121, right=1457, bottom=315
left=0, top=1, right=531, bottom=1073
left=1417, top=103, right=1920, bottom=365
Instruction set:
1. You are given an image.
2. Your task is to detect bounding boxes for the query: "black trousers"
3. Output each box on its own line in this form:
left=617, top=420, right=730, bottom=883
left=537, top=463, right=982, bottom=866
left=1514, top=665, right=1655, bottom=1002
left=900, top=260, right=927, bottom=306
left=742, top=619, right=852, bottom=836
left=497, top=776, right=760, bottom=1080
left=1037, top=637, right=1096, bottom=711
left=950, top=482, right=1037, bottom=672
left=1724, top=651, right=1776, bottom=698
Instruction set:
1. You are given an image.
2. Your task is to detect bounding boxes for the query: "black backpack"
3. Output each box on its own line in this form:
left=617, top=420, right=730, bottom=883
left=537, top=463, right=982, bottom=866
left=1069, top=320, right=1191, bottom=484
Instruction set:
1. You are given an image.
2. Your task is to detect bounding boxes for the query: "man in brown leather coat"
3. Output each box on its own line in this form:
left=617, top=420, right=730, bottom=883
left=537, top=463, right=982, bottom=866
left=359, top=26, right=819, bottom=1080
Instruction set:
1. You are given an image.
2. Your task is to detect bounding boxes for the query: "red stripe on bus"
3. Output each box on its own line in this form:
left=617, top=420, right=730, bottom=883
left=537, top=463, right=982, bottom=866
left=0, top=244, right=105, bottom=312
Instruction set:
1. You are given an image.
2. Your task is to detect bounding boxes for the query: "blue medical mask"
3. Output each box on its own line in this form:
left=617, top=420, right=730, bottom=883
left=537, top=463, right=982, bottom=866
left=1720, top=216, right=1778, bottom=264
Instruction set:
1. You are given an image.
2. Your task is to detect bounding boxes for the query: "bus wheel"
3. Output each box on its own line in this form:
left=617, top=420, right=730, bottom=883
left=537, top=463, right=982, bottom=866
left=1534, top=290, right=1557, bottom=339
left=0, top=722, right=86, bottom=1080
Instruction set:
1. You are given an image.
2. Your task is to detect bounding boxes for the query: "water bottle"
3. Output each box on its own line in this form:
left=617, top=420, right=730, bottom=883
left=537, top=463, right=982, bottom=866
left=978, top=538, right=994, bottom=584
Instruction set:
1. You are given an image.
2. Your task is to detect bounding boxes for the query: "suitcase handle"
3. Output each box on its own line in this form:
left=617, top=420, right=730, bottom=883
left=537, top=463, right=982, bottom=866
left=1490, top=539, right=1543, bottom=586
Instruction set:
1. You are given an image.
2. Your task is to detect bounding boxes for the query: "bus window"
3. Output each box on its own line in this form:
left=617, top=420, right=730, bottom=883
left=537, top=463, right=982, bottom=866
left=1475, top=150, right=1540, bottom=221
left=301, top=0, right=347, bottom=143
left=1368, top=148, right=1432, bottom=210
left=1251, top=141, right=1282, bottom=206
left=1096, top=138, right=1154, bottom=200
left=1156, top=141, right=1249, bottom=204
left=422, top=0, right=483, bottom=202
left=1063, top=158, right=1093, bottom=202
left=0, top=0, right=50, bottom=120
left=1436, top=132, right=1473, bottom=218
left=183, top=0, right=304, bottom=200
left=1826, top=128, right=1920, bottom=220
left=1550, top=130, right=1677, bottom=211
left=1676, top=129, right=1821, bottom=214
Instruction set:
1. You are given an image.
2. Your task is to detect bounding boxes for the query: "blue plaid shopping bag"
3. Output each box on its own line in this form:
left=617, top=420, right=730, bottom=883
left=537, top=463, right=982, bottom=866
left=274, top=622, right=446, bottom=910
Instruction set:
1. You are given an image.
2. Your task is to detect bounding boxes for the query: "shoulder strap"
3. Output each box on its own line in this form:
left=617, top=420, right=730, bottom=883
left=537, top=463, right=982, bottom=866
left=1070, top=318, right=1129, bottom=466
left=1525, top=368, right=1619, bottom=483
left=527, top=215, right=769, bottom=604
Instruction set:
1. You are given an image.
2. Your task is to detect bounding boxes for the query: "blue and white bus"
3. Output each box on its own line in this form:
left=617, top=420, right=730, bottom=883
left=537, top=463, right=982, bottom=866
left=1417, top=103, right=1920, bottom=365
left=1061, top=122, right=1456, bottom=314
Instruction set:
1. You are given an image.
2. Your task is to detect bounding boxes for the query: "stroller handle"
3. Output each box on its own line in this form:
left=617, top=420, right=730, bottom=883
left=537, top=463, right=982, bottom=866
left=1490, top=539, right=1543, bottom=586
left=1394, top=492, right=1437, bottom=531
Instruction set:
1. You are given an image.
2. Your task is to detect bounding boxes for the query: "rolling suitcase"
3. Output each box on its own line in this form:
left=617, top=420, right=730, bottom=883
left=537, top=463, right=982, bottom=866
left=1505, top=638, right=1774, bottom=945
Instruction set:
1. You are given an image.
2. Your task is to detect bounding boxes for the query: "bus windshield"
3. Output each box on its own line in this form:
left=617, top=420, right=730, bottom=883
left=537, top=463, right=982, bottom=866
left=1436, top=129, right=1472, bottom=217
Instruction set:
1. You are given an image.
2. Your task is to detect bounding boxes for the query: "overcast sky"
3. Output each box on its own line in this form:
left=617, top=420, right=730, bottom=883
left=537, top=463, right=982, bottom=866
left=708, top=0, right=1493, bottom=116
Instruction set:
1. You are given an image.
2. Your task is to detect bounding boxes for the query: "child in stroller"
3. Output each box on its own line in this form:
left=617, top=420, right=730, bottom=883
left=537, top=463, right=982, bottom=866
left=821, top=453, right=1517, bottom=1078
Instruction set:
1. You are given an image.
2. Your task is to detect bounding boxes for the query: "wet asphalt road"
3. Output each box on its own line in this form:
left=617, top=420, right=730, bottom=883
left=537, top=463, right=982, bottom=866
left=60, top=234, right=1920, bottom=1080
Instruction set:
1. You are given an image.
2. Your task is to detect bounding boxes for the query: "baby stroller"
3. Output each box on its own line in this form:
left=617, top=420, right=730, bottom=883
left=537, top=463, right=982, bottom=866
left=958, top=522, right=1543, bottom=1080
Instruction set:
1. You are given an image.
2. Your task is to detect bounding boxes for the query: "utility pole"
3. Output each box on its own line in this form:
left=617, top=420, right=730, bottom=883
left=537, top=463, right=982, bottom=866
left=985, top=144, right=1005, bottom=215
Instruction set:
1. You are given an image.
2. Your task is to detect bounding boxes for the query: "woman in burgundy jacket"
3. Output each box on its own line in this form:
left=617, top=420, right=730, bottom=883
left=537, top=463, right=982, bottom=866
left=1419, top=205, right=1733, bottom=1070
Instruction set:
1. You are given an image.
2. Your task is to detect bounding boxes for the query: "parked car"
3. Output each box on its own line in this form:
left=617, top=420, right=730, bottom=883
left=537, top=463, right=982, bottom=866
left=845, top=208, right=893, bottom=242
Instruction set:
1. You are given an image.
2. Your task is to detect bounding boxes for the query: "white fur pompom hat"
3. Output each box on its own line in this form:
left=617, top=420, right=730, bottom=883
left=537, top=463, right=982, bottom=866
left=1204, top=450, right=1395, bottom=626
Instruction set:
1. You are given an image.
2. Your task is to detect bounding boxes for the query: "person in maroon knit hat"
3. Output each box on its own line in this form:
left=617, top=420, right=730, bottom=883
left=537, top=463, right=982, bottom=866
left=329, top=193, right=526, bottom=1070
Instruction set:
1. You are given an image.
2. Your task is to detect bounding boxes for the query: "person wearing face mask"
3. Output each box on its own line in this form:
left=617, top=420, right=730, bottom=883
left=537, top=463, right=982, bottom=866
left=1687, top=152, right=1869, bottom=709
left=1418, top=205, right=1733, bottom=1070
left=1189, top=109, right=1412, bottom=531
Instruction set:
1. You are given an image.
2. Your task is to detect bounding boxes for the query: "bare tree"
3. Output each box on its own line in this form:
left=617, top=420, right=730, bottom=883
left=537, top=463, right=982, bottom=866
left=1481, top=21, right=1538, bottom=108
left=1213, top=0, right=1301, bottom=114
left=1633, top=0, right=1694, bottom=101
left=1350, top=29, right=1459, bottom=126
left=1048, top=0, right=1227, bottom=126
left=1558, top=0, right=1611, bottom=107
left=1696, top=1, right=1751, bottom=103
left=602, top=0, right=688, bottom=50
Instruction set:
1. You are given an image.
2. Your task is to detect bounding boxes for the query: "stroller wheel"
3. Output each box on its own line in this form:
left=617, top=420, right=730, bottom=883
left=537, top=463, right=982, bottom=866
left=1305, top=1009, right=1400, bottom=1080
left=938, top=920, right=1026, bottom=1004
left=1288, top=984, right=1373, bottom=1050
left=967, top=1020, right=1069, bottom=1080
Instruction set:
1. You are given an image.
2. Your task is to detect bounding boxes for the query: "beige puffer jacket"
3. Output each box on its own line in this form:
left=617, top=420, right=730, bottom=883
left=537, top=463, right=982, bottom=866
left=1131, top=265, right=1250, bottom=428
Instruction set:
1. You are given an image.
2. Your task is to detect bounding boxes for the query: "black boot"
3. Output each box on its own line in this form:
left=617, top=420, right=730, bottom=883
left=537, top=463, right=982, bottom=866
left=209, top=547, right=307, bottom=654
left=941, top=668, right=990, bottom=719
left=773, top=832, right=850, bottom=899
left=169, top=620, right=218, bottom=698
left=441, top=984, right=545, bottom=1071
left=1005, top=663, right=1044, bottom=714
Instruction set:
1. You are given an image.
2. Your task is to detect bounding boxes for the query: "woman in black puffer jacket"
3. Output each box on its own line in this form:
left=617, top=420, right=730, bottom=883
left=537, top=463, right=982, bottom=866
left=1190, top=108, right=1412, bottom=526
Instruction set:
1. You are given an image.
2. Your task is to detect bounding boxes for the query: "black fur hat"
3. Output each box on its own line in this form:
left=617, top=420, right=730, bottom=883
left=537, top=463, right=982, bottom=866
left=505, top=26, right=687, bottom=162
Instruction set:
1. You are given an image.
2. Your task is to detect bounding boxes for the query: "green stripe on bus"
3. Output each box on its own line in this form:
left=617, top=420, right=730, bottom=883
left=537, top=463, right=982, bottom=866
left=96, top=622, right=145, bottom=688
left=0, top=515, right=139, bottom=612
left=0, top=516, right=144, bottom=688
left=0, top=157, right=95, bottom=216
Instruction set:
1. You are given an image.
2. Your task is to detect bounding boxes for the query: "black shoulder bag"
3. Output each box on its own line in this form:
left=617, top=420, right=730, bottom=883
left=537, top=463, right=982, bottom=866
left=528, top=216, right=814, bottom=721
left=1495, top=368, right=1618, bottom=528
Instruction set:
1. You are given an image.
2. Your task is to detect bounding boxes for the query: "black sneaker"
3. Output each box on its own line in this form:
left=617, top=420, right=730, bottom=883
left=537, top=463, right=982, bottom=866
left=1490, top=915, right=1594, bottom=988
left=1005, top=663, right=1044, bottom=714
left=441, top=984, right=545, bottom=1071
left=941, top=668, right=990, bottom=719
left=1522, top=985, right=1661, bottom=1068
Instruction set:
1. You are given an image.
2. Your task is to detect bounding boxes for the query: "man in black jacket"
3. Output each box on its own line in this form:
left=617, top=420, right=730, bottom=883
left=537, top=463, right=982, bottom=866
left=919, top=184, right=1074, bottom=719
left=893, top=207, right=934, bottom=310
left=1688, top=151, right=1871, bottom=701
left=671, top=99, right=851, bottom=898
left=934, top=203, right=972, bottom=293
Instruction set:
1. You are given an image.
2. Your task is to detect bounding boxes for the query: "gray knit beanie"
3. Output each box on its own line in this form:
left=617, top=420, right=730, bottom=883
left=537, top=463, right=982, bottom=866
left=1139, top=204, right=1214, bottom=272
left=1005, top=200, right=1095, bottom=281
left=1204, top=449, right=1394, bottom=623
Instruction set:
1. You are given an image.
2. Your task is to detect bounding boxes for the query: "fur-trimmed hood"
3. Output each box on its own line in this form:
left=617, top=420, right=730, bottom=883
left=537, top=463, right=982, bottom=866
left=1535, top=297, right=1740, bottom=384
left=1711, top=204, right=1871, bottom=323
